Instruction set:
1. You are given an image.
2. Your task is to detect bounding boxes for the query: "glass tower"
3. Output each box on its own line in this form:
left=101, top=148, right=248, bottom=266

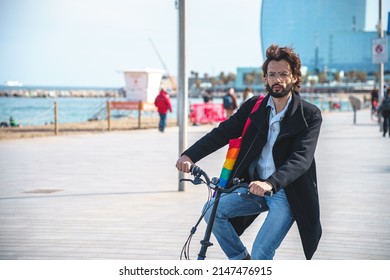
left=260, top=0, right=367, bottom=71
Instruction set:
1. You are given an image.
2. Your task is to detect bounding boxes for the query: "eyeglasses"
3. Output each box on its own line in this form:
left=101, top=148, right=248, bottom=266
left=266, top=72, right=291, bottom=80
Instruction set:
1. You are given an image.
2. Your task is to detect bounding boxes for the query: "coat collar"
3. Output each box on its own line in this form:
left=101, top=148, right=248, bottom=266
left=250, top=93, right=308, bottom=137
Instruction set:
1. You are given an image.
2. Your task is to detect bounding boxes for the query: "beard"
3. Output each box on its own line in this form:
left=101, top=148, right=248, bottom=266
left=266, top=83, right=294, bottom=98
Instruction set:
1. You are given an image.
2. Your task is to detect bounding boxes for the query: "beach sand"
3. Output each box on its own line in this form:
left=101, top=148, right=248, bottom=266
left=0, top=117, right=177, bottom=141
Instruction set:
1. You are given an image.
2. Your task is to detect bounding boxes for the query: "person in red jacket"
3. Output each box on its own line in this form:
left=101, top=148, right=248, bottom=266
left=154, top=88, right=172, bottom=132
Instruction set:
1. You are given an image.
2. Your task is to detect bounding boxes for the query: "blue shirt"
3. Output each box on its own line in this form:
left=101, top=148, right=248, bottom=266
left=256, top=96, right=292, bottom=180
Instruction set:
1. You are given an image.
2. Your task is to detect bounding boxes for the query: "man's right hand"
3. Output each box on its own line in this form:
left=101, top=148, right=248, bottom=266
left=175, top=155, right=194, bottom=173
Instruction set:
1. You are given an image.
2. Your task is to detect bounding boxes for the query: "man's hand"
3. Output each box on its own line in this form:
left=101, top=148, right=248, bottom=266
left=248, top=180, right=273, bottom=197
left=175, top=154, right=194, bottom=173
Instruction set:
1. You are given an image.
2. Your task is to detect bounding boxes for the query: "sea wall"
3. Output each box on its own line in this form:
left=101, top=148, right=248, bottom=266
left=0, top=87, right=124, bottom=98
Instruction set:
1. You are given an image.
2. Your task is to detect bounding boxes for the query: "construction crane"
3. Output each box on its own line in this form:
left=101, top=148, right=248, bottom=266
left=148, top=38, right=177, bottom=91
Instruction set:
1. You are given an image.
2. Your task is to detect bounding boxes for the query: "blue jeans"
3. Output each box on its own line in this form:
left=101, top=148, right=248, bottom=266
left=203, top=187, right=294, bottom=260
left=158, top=113, right=167, bottom=132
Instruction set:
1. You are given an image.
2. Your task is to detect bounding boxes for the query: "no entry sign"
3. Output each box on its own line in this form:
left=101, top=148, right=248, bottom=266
left=372, top=38, right=388, bottom=64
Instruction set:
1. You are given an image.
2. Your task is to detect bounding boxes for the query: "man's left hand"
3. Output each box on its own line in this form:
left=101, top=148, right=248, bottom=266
left=248, top=181, right=273, bottom=197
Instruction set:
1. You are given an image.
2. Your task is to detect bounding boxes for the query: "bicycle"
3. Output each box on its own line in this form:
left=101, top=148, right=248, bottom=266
left=180, top=165, right=272, bottom=260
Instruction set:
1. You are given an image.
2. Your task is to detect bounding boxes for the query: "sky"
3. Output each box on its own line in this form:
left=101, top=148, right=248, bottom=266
left=0, top=0, right=389, bottom=88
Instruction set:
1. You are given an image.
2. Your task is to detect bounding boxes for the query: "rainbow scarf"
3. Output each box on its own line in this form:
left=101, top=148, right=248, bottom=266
left=218, top=96, right=264, bottom=188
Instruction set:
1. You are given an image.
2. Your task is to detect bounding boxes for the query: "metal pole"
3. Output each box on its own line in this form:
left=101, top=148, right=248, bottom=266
left=54, top=102, right=58, bottom=135
left=107, top=101, right=111, bottom=131
left=378, top=0, right=385, bottom=131
left=138, top=101, right=142, bottom=129
left=178, top=0, right=188, bottom=192
left=379, top=0, right=384, bottom=102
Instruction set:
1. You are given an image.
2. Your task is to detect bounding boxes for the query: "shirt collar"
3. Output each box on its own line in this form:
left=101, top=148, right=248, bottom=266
left=267, top=95, right=292, bottom=122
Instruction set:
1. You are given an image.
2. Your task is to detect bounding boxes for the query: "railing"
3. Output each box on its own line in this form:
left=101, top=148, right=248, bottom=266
left=0, top=101, right=161, bottom=138
left=107, top=101, right=157, bottom=130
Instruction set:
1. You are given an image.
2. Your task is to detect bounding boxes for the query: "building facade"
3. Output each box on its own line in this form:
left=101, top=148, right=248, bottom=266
left=260, top=0, right=389, bottom=73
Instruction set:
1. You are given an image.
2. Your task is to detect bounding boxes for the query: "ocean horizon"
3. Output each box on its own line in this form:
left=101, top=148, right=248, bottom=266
left=0, top=84, right=121, bottom=91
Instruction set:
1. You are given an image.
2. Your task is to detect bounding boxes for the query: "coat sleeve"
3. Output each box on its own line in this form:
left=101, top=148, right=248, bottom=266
left=183, top=98, right=256, bottom=163
left=165, top=95, right=173, bottom=111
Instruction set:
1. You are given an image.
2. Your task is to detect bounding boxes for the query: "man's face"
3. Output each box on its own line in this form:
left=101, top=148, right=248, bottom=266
left=265, top=60, right=297, bottom=99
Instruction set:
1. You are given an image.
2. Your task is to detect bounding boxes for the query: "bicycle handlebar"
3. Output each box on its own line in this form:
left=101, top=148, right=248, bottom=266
left=189, top=165, right=211, bottom=185
left=185, top=165, right=273, bottom=197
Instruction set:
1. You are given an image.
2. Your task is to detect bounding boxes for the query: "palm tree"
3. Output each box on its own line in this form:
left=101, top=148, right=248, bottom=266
left=219, top=72, right=226, bottom=84
left=356, top=71, right=367, bottom=82
left=226, top=72, right=236, bottom=84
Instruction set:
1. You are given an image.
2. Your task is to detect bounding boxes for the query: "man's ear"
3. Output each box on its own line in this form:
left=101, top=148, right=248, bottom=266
left=292, top=76, right=298, bottom=84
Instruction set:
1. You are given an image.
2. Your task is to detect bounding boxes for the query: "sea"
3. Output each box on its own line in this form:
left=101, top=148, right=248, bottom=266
left=0, top=96, right=204, bottom=126
left=0, top=95, right=352, bottom=127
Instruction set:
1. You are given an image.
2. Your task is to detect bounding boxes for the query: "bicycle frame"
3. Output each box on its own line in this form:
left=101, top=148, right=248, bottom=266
left=180, top=165, right=271, bottom=260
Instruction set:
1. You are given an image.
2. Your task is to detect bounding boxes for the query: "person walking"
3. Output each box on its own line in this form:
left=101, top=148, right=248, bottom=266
left=154, top=88, right=172, bottom=132
left=378, top=89, right=390, bottom=137
left=223, top=87, right=238, bottom=118
left=371, top=86, right=379, bottom=120
left=202, top=89, right=213, bottom=103
left=241, top=87, right=254, bottom=106
left=176, top=45, right=322, bottom=260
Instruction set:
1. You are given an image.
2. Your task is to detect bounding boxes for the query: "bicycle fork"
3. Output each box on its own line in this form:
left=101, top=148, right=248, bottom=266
left=197, top=188, right=222, bottom=260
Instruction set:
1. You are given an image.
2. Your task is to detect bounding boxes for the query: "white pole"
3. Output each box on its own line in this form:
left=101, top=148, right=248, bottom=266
left=178, top=0, right=188, bottom=192
left=379, top=0, right=385, bottom=102
left=378, top=0, right=385, bottom=132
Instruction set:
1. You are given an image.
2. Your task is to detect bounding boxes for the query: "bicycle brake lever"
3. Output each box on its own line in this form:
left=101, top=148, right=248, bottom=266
left=180, top=179, right=191, bottom=182
left=180, top=178, right=204, bottom=185
left=192, top=177, right=204, bottom=185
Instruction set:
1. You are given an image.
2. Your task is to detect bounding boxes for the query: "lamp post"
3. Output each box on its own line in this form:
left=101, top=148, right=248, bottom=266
left=378, top=0, right=385, bottom=103
left=177, top=0, right=188, bottom=191
left=377, top=0, right=385, bottom=132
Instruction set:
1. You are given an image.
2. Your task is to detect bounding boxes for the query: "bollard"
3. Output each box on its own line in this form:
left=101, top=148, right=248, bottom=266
left=138, top=101, right=142, bottom=129
left=54, top=102, right=59, bottom=135
left=107, top=101, right=111, bottom=131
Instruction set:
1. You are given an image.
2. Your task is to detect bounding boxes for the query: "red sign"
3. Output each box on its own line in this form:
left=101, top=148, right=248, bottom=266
left=110, top=101, right=156, bottom=111
left=110, top=102, right=140, bottom=110
left=140, top=102, right=157, bottom=111
left=375, top=44, right=383, bottom=53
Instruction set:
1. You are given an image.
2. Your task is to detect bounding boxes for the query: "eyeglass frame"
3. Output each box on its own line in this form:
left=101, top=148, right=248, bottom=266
left=266, top=71, right=293, bottom=80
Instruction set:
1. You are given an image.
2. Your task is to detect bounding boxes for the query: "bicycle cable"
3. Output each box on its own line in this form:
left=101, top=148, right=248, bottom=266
left=180, top=184, right=212, bottom=260
left=180, top=188, right=238, bottom=260
left=179, top=165, right=255, bottom=260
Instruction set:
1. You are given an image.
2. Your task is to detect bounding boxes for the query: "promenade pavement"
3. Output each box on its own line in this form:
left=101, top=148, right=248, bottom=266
left=0, top=109, right=389, bottom=260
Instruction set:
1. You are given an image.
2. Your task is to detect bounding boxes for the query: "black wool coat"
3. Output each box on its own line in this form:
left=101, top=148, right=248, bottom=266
left=183, top=93, right=323, bottom=260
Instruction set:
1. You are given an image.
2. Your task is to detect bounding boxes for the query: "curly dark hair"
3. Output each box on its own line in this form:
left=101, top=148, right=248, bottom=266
left=262, top=44, right=302, bottom=93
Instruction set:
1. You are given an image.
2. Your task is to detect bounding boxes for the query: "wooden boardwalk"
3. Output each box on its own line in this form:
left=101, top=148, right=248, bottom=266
left=0, top=109, right=389, bottom=260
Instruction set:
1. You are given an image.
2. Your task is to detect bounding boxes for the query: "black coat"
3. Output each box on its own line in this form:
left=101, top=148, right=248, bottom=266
left=183, top=93, right=322, bottom=260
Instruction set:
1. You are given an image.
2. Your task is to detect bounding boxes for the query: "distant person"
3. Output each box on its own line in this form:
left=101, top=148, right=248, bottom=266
left=241, top=87, right=254, bottom=106
left=9, top=116, right=18, bottom=127
left=202, top=90, right=214, bottom=123
left=202, top=90, right=213, bottom=103
left=154, top=88, right=172, bottom=132
left=371, top=86, right=379, bottom=119
left=223, top=87, right=238, bottom=118
left=378, top=89, right=390, bottom=137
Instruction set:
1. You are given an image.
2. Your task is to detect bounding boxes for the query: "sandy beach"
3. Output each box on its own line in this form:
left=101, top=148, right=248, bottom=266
left=0, top=116, right=177, bottom=141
